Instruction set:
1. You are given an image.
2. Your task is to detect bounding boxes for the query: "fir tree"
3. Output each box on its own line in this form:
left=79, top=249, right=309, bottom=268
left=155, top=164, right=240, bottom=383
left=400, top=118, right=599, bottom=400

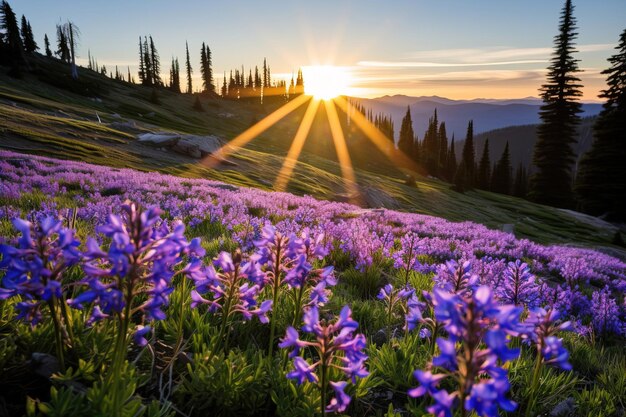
left=254, top=66, right=261, bottom=90
left=447, top=135, right=457, bottom=181
left=185, top=41, right=193, bottom=94
left=44, top=33, right=52, bottom=57
left=530, top=0, right=582, bottom=208
left=55, top=24, right=70, bottom=63
left=458, top=120, right=476, bottom=189
left=205, top=44, right=213, bottom=93
left=263, top=58, right=268, bottom=88
left=477, top=139, right=491, bottom=190
left=491, top=141, right=512, bottom=195
left=20, top=15, right=37, bottom=52
left=513, top=163, right=529, bottom=198
left=149, top=36, right=161, bottom=86
left=438, top=122, right=448, bottom=179
left=138, top=37, right=145, bottom=84
left=423, top=109, right=440, bottom=175
left=398, top=106, right=415, bottom=159
left=575, top=28, right=626, bottom=220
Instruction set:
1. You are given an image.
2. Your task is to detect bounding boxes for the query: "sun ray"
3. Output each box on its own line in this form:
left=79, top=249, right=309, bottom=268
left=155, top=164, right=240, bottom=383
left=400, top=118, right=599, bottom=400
left=274, top=99, right=321, bottom=192
left=334, top=96, right=422, bottom=173
left=324, top=99, right=361, bottom=205
left=202, top=94, right=311, bottom=168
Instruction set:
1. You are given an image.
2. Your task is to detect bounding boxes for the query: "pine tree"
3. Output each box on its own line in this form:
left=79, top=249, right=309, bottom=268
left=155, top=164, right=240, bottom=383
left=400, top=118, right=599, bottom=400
left=398, top=106, right=415, bottom=159
left=575, top=28, right=626, bottom=220
left=200, top=43, right=207, bottom=92
left=55, top=24, right=70, bottom=63
left=206, top=44, right=214, bottom=92
left=254, top=66, right=261, bottom=90
left=459, top=120, right=476, bottom=188
left=138, top=37, right=145, bottom=84
left=477, top=139, right=491, bottom=190
left=67, top=21, right=78, bottom=79
left=1, top=1, right=24, bottom=64
left=20, top=15, right=37, bottom=52
left=185, top=41, right=193, bottom=94
left=423, top=109, right=440, bottom=175
left=447, top=136, right=457, bottom=181
left=44, top=33, right=52, bottom=57
left=143, top=37, right=152, bottom=85
left=513, top=163, right=529, bottom=198
left=530, top=0, right=582, bottom=208
left=263, top=58, right=268, bottom=89
left=491, top=141, right=512, bottom=195
left=149, top=36, right=161, bottom=86
left=438, top=122, right=448, bottom=178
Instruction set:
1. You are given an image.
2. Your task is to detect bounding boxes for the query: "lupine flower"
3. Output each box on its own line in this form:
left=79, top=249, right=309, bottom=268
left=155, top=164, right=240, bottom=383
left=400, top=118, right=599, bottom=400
left=495, top=260, right=540, bottom=307
left=591, top=286, right=623, bottom=336
left=409, top=286, right=521, bottom=417
left=524, top=307, right=573, bottom=370
left=69, top=203, right=204, bottom=338
left=280, top=305, right=368, bottom=414
left=434, top=259, right=478, bottom=295
left=188, top=250, right=272, bottom=324
left=392, top=232, right=423, bottom=284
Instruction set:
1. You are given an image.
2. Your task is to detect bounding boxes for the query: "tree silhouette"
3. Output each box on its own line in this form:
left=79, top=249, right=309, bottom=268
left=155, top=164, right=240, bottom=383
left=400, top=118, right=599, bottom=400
left=1, top=1, right=24, bottom=65
left=20, top=15, right=37, bottom=53
left=513, top=163, right=528, bottom=198
left=55, top=24, right=70, bottom=63
left=185, top=41, right=193, bottom=94
left=438, top=122, right=448, bottom=179
left=447, top=135, right=457, bottom=181
left=149, top=36, right=161, bottom=86
left=575, top=28, right=626, bottom=220
left=457, top=120, right=476, bottom=189
left=491, top=141, right=512, bottom=195
left=477, top=139, right=491, bottom=190
left=44, top=33, right=52, bottom=57
left=530, top=0, right=582, bottom=208
left=398, top=106, right=415, bottom=159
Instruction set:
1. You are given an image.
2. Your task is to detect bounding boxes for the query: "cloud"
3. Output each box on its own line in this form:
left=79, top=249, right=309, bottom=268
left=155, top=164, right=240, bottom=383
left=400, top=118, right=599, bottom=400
left=357, top=59, right=547, bottom=68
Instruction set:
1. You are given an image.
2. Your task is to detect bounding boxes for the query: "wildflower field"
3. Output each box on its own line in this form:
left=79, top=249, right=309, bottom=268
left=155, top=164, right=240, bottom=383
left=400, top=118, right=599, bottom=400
left=0, top=150, right=624, bottom=417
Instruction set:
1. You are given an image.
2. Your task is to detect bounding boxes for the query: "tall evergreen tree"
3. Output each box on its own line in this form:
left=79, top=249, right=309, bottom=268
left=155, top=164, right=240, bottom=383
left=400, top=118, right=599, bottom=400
left=20, top=15, right=37, bottom=52
left=398, top=106, right=415, bottom=158
left=513, top=163, right=529, bottom=198
left=458, top=120, right=476, bottom=188
left=263, top=58, right=268, bottom=88
left=185, top=41, right=193, bottom=94
left=438, top=122, right=448, bottom=178
left=423, top=109, right=440, bottom=175
left=477, top=139, right=491, bottom=190
left=575, top=28, right=626, bottom=220
left=1, top=1, right=24, bottom=64
left=205, top=44, right=213, bottom=93
left=530, top=0, right=582, bottom=207
left=200, top=43, right=207, bottom=92
left=491, top=141, right=512, bottom=195
left=55, top=24, right=70, bottom=63
left=44, top=33, right=52, bottom=57
left=254, top=66, right=261, bottom=90
left=447, top=135, right=457, bottom=181
left=149, top=36, right=161, bottom=86
left=138, top=37, right=145, bottom=84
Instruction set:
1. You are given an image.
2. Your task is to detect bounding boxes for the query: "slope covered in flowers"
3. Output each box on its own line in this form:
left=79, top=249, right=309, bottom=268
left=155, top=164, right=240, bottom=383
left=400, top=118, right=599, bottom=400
left=0, top=150, right=625, bottom=417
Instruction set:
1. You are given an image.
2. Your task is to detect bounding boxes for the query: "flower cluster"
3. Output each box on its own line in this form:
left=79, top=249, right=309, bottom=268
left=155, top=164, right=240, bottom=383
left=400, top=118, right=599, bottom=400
left=495, top=260, right=540, bottom=307
left=409, top=286, right=522, bottom=417
left=433, top=259, right=478, bottom=295
left=0, top=217, right=80, bottom=325
left=524, top=307, right=573, bottom=371
left=189, top=250, right=272, bottom=323
left=280, top=305, right=368, bottom=413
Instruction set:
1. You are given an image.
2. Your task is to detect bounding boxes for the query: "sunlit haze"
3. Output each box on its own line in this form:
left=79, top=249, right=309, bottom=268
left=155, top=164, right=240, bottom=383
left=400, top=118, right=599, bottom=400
left=11, top=0, right=626, bottom=99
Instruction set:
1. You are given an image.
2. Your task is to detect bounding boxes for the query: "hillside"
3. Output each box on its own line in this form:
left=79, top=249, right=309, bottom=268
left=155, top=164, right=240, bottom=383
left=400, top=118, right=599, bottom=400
left=467, top=117, right=596, bottom=170
left=0, top=56, right=623, bottom=255
left=355, top=94, right=602, bottom=138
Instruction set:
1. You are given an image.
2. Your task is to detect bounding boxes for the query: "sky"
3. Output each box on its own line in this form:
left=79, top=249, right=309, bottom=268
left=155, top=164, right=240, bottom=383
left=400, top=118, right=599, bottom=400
left=12, top=0, right=626, bottom=100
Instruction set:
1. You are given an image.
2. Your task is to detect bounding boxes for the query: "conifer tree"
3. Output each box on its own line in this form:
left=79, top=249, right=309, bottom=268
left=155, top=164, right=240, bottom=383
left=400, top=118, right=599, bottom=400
left=438, top=122, right=448, bottom=178
left=263, top=58, right=268, bottom=88
left=221, top=72, right=227, bottom=97
left=138, top=37, right=145, bottom=84
left=398, top=106, right=415, bottom=158
left=44, top=33, right=52, bottom=57
left=1, top=1, right=24, bottom=64
left=530, top=0, right=582, bottom=207
left=55, top=24, right=70, bottom=63
left=491, top=141, right=512, bottom=195
left=20, top=15, right=37, bottom=52
left=447, top=135, right=457, bottom=181
left=513, top=163, right=529, bottom=198
left=575, top=28, right=626, bottom=220
left=477, top=139, right=491, bottom=190
left=458, top=120, right=476, bottom=188
left=149, top=36, right=161, bottom=86
left=200, top=43, right=207, bottom=92
left=185, top=41, right=193, bottom=94
left=254, top=66, right=261, bottom=90
left=205, top=44, right=213, bottom=92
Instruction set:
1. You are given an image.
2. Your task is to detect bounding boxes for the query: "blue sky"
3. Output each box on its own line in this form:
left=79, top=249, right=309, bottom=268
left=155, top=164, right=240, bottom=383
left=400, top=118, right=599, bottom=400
left=12, top=0, right=626, bottom=99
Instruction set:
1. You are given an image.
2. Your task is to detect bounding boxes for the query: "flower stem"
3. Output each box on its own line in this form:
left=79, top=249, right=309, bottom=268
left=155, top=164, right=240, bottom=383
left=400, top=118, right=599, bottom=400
left=47, top=298, right=66, bottom=371
left=526, top=352, right=543, bottom=417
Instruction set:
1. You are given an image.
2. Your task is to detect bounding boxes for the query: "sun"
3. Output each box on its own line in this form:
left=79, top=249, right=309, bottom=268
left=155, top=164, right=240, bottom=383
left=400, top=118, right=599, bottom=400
left=302, top=65, right=351, bottom=100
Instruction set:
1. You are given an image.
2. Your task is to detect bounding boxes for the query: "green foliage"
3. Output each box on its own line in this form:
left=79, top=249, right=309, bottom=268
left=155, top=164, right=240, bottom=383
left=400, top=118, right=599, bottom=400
left=177, top=348, right=271, bottom=416
left=368, top=334, right=429, bottom=393
left=340, top=266, right=384, bottom=300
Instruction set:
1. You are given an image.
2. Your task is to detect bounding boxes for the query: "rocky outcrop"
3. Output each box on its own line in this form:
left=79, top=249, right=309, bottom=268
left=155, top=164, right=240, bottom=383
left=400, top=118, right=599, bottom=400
left=137, top=132, right=225, bottom=159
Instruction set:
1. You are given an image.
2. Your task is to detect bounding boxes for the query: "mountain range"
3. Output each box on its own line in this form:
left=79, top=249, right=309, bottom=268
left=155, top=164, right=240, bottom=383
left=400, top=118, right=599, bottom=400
left=353, top=94, right=603, bottom=139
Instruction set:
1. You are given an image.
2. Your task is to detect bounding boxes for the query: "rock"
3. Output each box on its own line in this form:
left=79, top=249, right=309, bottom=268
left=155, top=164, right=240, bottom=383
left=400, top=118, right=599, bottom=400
left=29, top=353, right=61, bottom=378
left=172, top=139, right=202, bottom=158
left=213, top=184, right=239, bottom=191
left=176, top=135, right=224, bottom=157
left=137, top=132, right=181, bottom=147
left=550, top=397, right=575, bottom=417
left=372, top=329, right=388, bottom=347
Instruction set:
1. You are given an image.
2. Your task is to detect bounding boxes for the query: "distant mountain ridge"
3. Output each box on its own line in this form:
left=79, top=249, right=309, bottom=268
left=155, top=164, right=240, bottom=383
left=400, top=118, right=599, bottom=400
left=353, top=94, right=602, bottom=139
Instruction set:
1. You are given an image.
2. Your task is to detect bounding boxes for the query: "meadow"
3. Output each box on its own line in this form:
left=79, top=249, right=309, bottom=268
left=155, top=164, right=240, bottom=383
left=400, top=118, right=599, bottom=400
left=0, top=150, right=624, bottom=417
